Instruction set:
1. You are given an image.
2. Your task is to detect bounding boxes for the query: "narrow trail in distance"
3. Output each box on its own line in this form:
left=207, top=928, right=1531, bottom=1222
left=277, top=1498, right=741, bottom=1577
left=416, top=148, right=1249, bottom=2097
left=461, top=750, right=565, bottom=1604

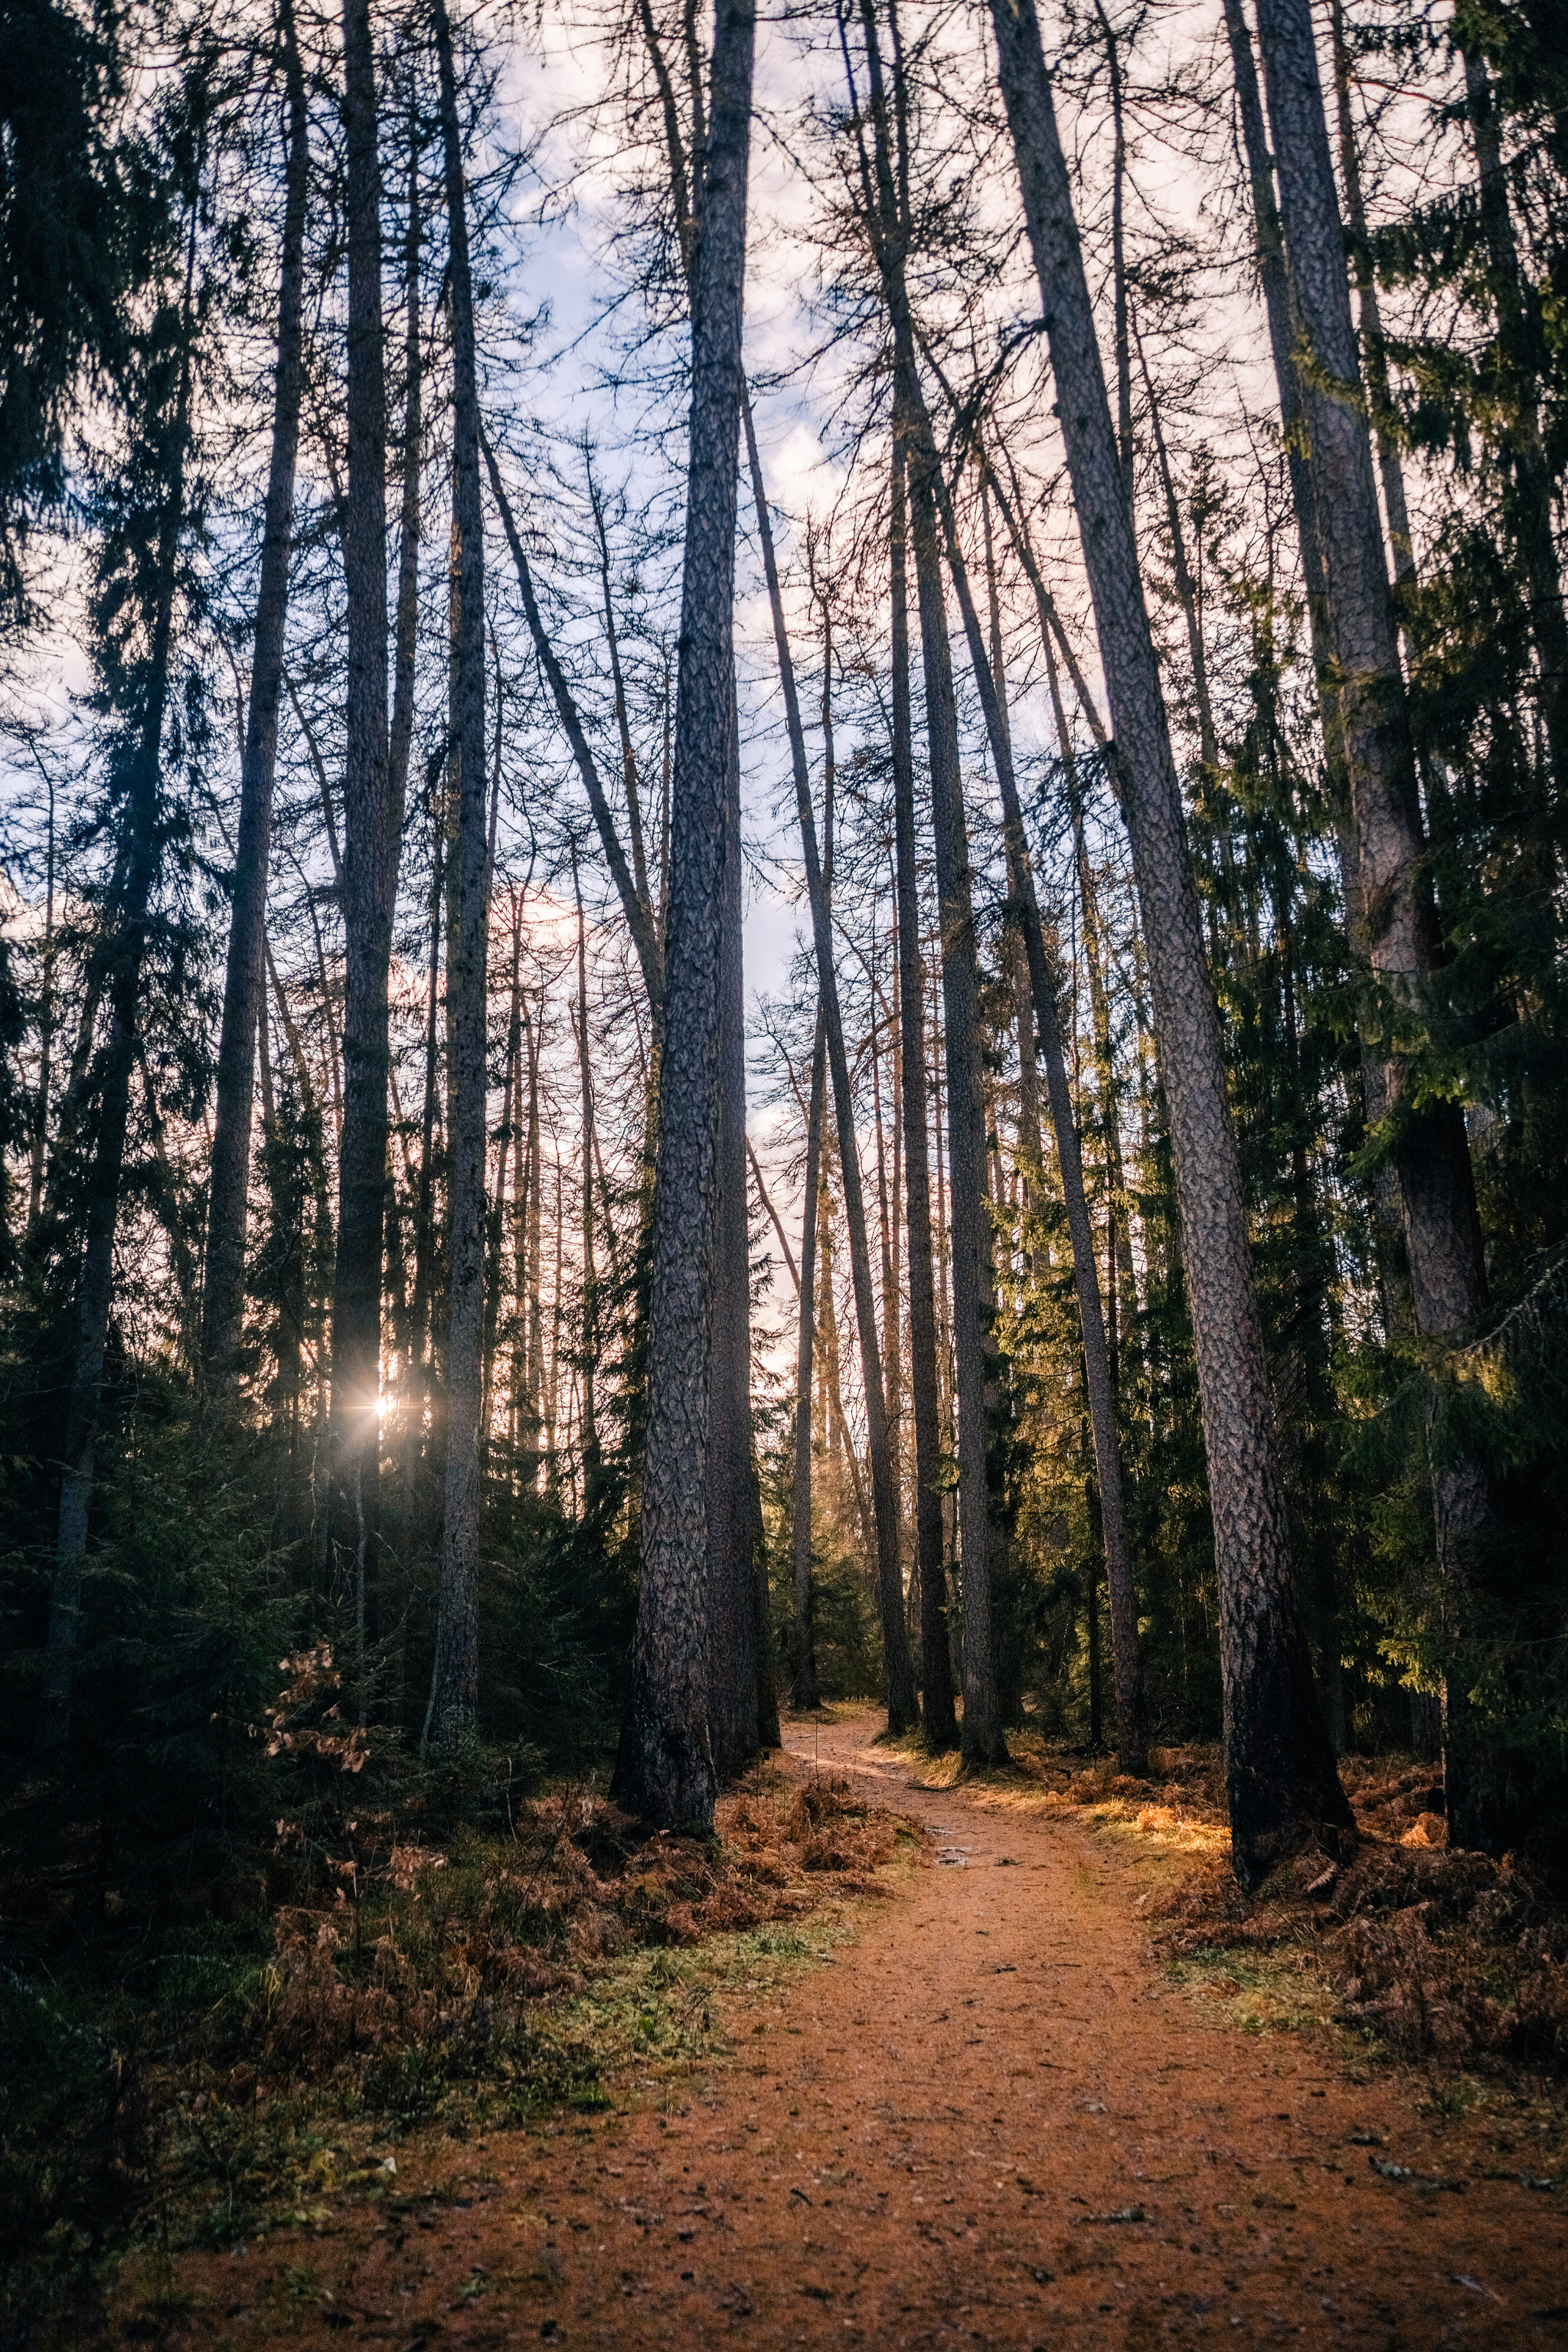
left=152, top=1711, right=1568, bottom=2350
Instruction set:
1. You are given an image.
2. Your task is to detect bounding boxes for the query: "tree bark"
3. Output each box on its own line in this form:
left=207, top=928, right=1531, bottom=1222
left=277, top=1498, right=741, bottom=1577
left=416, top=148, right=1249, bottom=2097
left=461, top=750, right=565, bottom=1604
left=485, top=906, right=521, bottom=1440
left=890, top=442, right=959, bottom=1748
left=848, top=0, right=1003, bottom=1762
left=332, top=0, right=397, bottom=1622
left=989, top=0, right=1350, bottom=1879
left=791, top=1004, right=828, bottom=1708
left=571, top=847, right=603, bottom=1504
left=203, top=0, right=309, bottom=1377
left=426, top=0, right=490, bottom=1747
left=938, top=455, right=1147, bottom=1772
left=743, top=390, right=918, bottom=1731
left=618, top=0, right=756, bottom=1830
left=524, top=991, right=545, bottom=1472
left=1219, top=0, right=1410, bottom=1337
left=707, top=685, right=759, bottom=1773
left=1250, top=0, right=1493, bottom=1836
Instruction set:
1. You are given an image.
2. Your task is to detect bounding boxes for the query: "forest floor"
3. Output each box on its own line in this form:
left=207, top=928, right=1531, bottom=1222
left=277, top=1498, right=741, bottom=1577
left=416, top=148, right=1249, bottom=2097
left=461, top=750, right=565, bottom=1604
left=96, top=1710, right=1568, bottom=2352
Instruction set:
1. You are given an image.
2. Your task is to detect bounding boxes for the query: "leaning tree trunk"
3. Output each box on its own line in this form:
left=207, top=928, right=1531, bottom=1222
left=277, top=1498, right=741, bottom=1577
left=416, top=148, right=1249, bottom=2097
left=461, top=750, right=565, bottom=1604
left=1250, top=0, right=1492, bottom=1841
left=617, top=0, right=756, bottom=1831
left=988, top=0, right=1351, bottom=1882
left=854, top=0, right=1004, bottom=1761
left=332, top=0, right=397, bottom=1630
left=426, top=0, right=490, bottom=1748
left=202, top=0, right=309, bottom=1379
left=743, top=390, right=918, bottom=1732
left=890, top=442, right=958, bottom=1747
left=936, top=465, right=1147, bottom=1772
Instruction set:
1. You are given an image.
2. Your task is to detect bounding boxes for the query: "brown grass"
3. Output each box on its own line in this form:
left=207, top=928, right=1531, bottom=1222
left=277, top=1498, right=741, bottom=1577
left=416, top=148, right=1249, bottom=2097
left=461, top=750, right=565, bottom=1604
left=248, top=1766, right=920, bottom=2086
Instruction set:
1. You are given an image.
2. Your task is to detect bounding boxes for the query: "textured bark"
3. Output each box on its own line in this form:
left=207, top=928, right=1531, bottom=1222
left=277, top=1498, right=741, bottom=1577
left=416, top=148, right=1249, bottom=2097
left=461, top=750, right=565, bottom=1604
left=1251, top=0, right=1493, bottom=1833
left=891, top=445, right=959, bottom=1749
left=202, top=0, right=309, bottom=1377
left=332, top=0, right=396, bottom=1601
left=707, top=688, right=757, bottom=1775
left=483, top=910, right=521, bottom=1440
left=36, top=235, right=195, bottom=1764
left=743, top=391, right=917, bottom=1732
left=426, top=0, right=489, bottom=1748
left=509, top=990, right=536, bottom=1455
left=619, top=0, right=755, bottom=1830
left=939, top=462, right=1146, bottom=1772
left=571, top=851, right=603, bottom=1501
left=1220, top=0, right=1409, bottom=1333
left=524, top=995, right=545, bottom=1455
left=387, top=115, right=424, bottom=857
left=990, top=0, right=1349, bottom=1880
left=792, top=1006, right=828, bottom=1709
left=848, top=0, right=1002, bottom=1761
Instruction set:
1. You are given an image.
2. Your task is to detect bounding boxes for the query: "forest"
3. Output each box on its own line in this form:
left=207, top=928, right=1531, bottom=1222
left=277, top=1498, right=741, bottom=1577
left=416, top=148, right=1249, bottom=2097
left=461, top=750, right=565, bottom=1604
left=2, top=0, right=1567, bottom=2330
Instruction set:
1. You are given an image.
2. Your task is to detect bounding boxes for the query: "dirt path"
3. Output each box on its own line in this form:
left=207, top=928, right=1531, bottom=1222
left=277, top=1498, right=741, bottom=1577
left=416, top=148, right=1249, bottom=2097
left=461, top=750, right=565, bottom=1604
left=149, top=1713, right=1567, bottom=2350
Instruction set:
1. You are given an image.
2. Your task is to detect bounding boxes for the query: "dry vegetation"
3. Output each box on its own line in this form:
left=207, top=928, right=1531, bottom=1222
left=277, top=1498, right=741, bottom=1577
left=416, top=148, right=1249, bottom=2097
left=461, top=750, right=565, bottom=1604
left=0, top=1765, right=923, bottom=2345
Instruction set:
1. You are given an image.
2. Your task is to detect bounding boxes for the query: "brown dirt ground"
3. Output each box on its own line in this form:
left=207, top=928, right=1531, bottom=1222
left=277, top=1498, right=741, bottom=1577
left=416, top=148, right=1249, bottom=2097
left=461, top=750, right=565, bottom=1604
left=109, top=1711, right=1568, bottom=2351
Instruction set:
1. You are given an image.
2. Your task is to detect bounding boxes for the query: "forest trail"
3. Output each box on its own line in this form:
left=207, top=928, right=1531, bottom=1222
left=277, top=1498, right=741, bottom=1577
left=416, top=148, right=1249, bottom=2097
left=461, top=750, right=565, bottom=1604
left=140, top=1713, right=1567, bottom=2351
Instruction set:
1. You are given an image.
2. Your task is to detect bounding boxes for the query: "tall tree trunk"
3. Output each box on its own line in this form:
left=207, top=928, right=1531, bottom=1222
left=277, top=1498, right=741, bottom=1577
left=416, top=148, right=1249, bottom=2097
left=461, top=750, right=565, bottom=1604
left=485, top=910, right=521, bottom=1439
left=1092, top=0, right=1135, bottom=520
left=618, top=0, right=756, bottom=1829
left=791, top=1004, right=828, bottom=1707
left=524, top=992, right=545, bottom=1472
left=938, top=452, right=1147, bottom=1772
left=743, top=392, right=918, bottom=1731
left=332, top=0, right=397, bottom=1631
left=989, top=0, right=1350, bottom=1879
left=388, top=108, right=423, bottom=853
left=203, top=0, right=309, bottom=1376
left=707, top=688, right=757, bottom=1774
left=981, top=485, right=1042, bottom=1184
left=850, top=0, right=1003, bottom=1762
left=891, top=443, right=959, bottom=1747
left=571, top=847, right=603, bottom=1504
left=26, top=763, right=56, bottom=1240
left=36, top=213, right=197, bottom=1764
left=1220, top=0, right=1410, bottom=1338
left=426, top=0, right=490, bottom=1747
left=1251, top=0, right=1494, bottom=1840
